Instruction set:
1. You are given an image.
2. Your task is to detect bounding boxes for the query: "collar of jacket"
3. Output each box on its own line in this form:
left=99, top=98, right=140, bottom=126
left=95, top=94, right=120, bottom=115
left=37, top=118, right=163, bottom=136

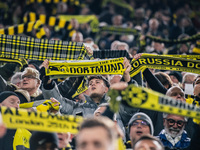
left=31, top=89, right=42, bottom=98
left=84, top=94, right=108, bottom=104
left=158, top=129, right=190, bottom=149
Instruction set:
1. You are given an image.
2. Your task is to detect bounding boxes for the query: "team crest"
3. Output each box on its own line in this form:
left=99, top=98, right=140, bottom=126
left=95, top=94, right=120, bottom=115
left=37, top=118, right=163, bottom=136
left=121, top=84, right=148, bottom=107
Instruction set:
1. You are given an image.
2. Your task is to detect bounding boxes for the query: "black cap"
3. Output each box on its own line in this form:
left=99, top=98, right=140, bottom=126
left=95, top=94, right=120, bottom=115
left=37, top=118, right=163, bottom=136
left=0, top=91, right=19, bottom=103
left=169, top=71, right=182, bottom=82
left=29, top=131, right=58, bottom=150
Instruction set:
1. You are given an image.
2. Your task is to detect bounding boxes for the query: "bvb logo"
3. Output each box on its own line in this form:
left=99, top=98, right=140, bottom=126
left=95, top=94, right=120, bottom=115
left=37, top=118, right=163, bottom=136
left=121, top=85, right=148, bottom=107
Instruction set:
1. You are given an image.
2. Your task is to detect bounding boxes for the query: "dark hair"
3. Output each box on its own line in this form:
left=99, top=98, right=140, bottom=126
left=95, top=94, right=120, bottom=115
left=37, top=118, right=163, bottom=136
left=133, top=135, right=164, bottom=150
left=154, top=72, right=173, bottom=89
left=194, top=75, right=200, bottom=84
left=88, top=75, right=110, bottom=88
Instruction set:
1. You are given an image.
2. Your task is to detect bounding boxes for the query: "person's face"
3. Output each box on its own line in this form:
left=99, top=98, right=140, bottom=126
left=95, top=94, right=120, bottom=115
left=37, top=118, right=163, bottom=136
left=0, top=95, right=20, bottom=108
left=57, top=133, right=71, bottom=149
left=153, top=42, right=163, bottom=52
left=70, top=19, right=79, bottom=30
left=194, top=77, right=200, bottom=97
left=116, top=45, right=127, bottom=51
left=167, top=87, right=185, bottom=101
left=169, top=75, right=179, bottom=84
left=76, top=127, right=114, bottom=150
left=36, top=143, right=58, bottom=150
left=180, top=44, right=189, bottom=53
left=129, top=120, right=150, bottom=145
left=72, top=33, right=83, bottom=42
left=150, top=20, right=159, bottom=30
left=112, top=16, right=122, bottom=26
left=88, top=78, right=108, bottom=98
left=163, top=114, right=186, bottom=138
left=182, top=75, right=196, bottom=90
left=21, top=74, right=40, bottom=92
left=15, top=78, right=22, bottom=88
left=134, top=139, right=163, bottom=150
left=181, top=18, right=190, bottom=28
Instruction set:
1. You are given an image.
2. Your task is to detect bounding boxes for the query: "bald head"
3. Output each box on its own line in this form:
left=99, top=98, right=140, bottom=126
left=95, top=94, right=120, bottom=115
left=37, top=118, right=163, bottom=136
left=166, top=86, right=185, bottom=101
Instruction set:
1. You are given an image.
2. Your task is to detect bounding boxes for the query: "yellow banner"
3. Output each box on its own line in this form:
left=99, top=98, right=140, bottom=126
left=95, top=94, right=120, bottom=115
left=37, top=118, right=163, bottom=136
left=1, top=106, right=83, bottom=134
left=108, top=84, right=200, bottom=119
left=59, top=15, right=97, bottom=24
left=59, top=15, right=99, bottom=32
left=130, top=54, right=200, bottom=77
left=46, top=57, right=126, bottom=76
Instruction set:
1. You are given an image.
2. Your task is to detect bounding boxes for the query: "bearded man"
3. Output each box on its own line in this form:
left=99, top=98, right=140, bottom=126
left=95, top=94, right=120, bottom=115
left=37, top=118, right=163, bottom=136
left=158, top=113, right=190, bottom=150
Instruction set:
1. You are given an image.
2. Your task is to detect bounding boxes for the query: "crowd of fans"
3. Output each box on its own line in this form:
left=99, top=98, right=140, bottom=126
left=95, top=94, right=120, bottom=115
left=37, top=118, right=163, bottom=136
left=0, top=0, right=200, bottom=150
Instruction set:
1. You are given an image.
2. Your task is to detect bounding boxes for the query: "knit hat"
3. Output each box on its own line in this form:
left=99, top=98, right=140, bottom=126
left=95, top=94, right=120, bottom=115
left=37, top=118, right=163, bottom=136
left=28, top=63, right=40, bottom=71
left=0, top=91, right=19, bottom=103
left=169, top=71, right=182, bottom=82
left=29, top=131, right=58, bottom=150
left=128, top=112, right=154, bottom=135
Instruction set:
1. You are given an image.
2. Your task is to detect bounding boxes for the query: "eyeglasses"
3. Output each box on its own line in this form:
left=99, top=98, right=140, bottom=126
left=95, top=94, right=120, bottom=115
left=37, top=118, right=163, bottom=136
left=165, top=118, right=186, bottom=127
left=22, top=75, right=37, bottom=80
left=131, top=121, right=149, bottom=127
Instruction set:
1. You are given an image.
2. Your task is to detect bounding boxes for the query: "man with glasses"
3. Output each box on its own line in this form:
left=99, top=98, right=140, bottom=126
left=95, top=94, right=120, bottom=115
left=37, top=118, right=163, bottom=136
left=158, top=113, right=190, bottom=150
left=0, top=67, right=43, bottom=102
left=127, top=112, right=154, bottom=148
left=21, top=67, right=43, bottom=101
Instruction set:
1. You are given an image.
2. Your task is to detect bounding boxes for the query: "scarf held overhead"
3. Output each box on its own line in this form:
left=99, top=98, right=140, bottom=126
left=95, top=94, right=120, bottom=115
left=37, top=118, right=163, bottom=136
left=0, top=34, right=88, bottom=61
